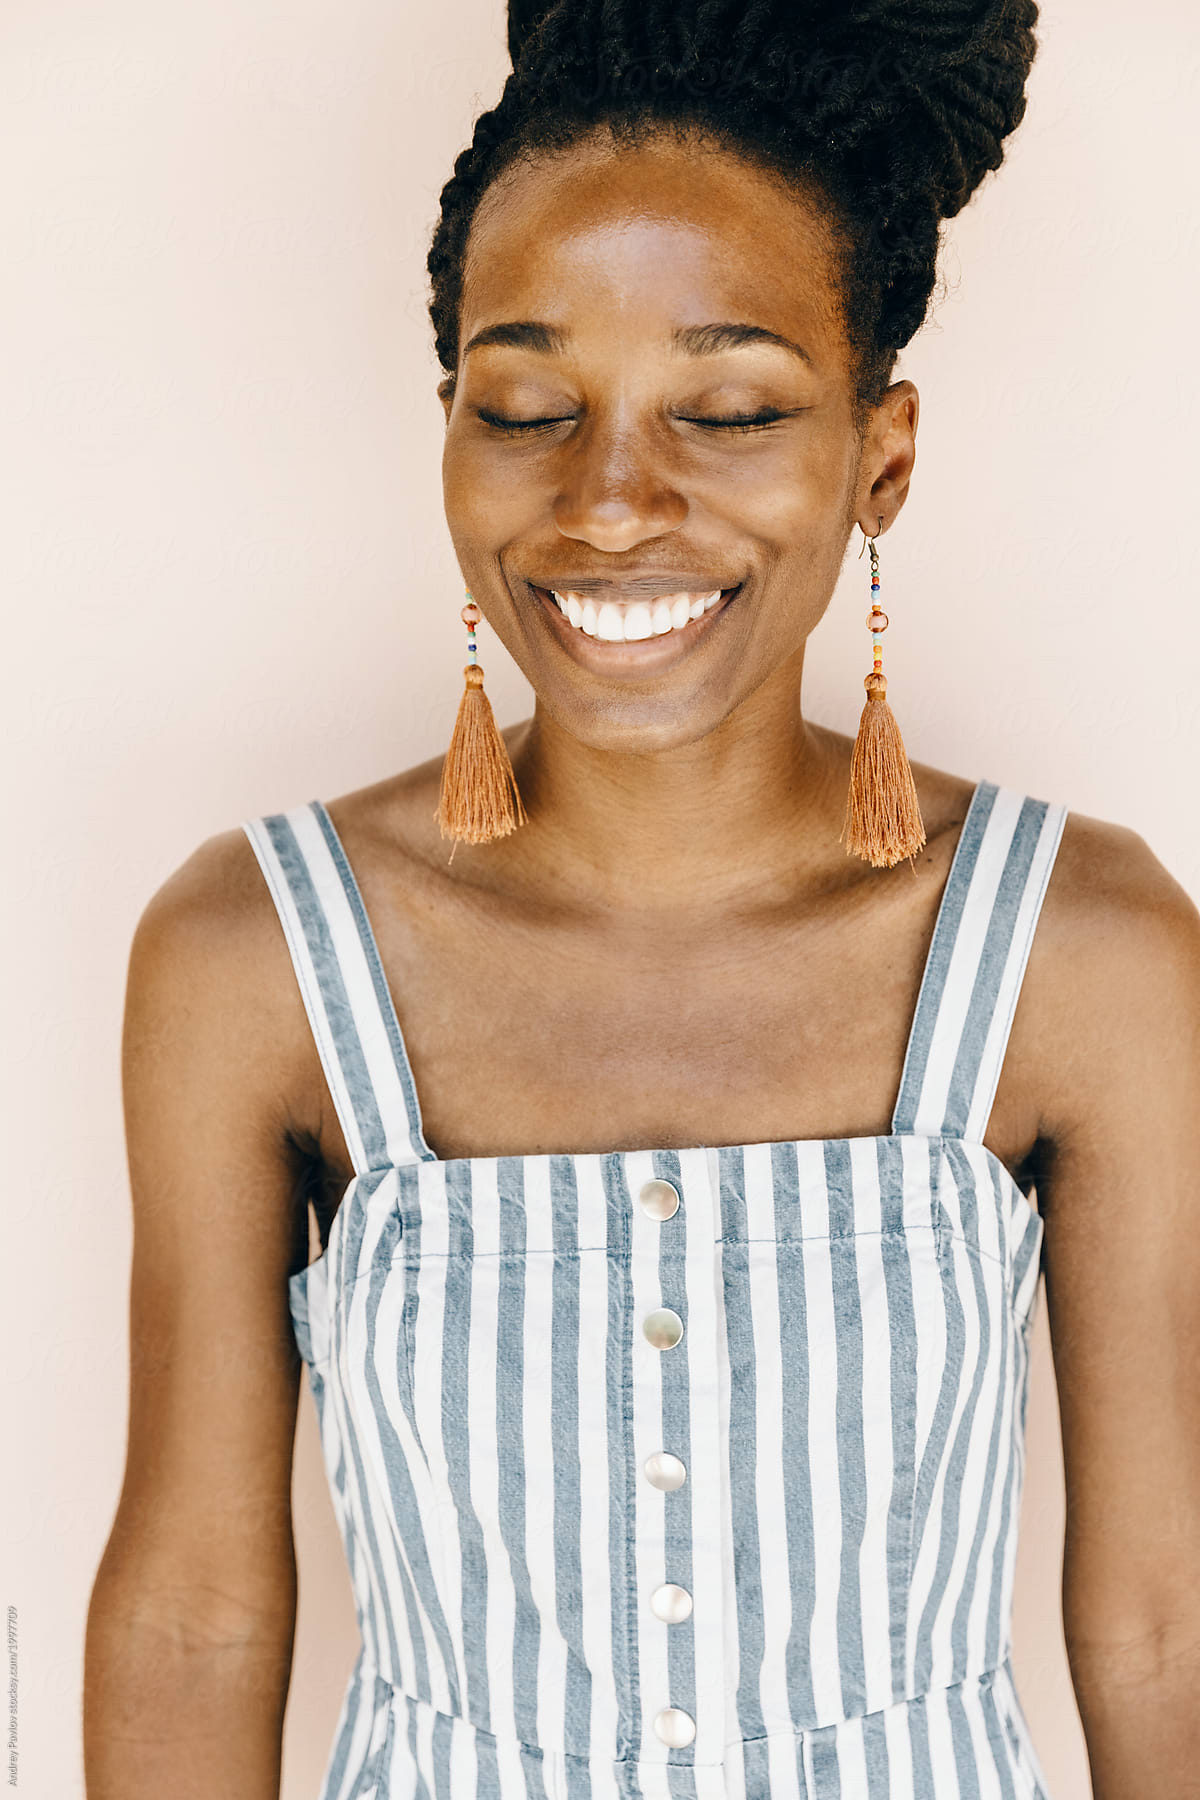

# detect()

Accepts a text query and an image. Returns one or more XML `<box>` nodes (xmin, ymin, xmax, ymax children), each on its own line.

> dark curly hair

<box><xmin>426</xmin><ymin>0</ymin><xmax>1039</xmax><ymax>423</ymax></box>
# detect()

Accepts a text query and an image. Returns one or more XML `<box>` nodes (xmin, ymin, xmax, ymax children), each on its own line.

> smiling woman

<box><xmin>83</xmin><ymin>2</ymin><xmax>1200</xmax><ymax>1799</ymax></box>
<box><xmin>424</xmin><ymin>33</ymin><xmax>972</xmax><ymax>861</ymax></box>
<box><xmin>453</xmin><ymin>299</ymin><xmax>820</xmax><ymax>669</ymax></box>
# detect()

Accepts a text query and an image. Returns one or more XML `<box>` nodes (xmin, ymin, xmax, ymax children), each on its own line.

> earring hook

<box><xmin>857</xmin><ymin>514</ymin><xmax>884</xmax><ymax>559</ymax></box>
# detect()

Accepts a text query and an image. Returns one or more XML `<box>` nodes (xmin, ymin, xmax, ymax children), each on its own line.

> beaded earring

<box><xmin>434</xmin><ymin>590</ymin><xmax>528</xmax><ymax>852</ymax></box>
<box><xmin>839</xmin><ymin>518</ymin><xmax>927</xmax><ymax>869</ymax></box>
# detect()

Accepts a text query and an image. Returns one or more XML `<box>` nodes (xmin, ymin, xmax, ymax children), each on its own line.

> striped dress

<box><xmin>241</xmin><ymin>776</ymin><xmax>1066</xmax><ymax>1800</ymax></box>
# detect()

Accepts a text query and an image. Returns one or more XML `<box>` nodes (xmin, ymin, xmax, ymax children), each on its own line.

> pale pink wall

<box><xmin>3</xmin><ymin>2</ymin><xmax>1196</xmax><ymax>1796</ymax></box>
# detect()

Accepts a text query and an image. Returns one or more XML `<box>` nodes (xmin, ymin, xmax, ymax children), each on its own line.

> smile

<box><xmin>532</xmin><ymin>576</ymin><xmax>744</xmax><ymax>655</ymax></box>
<box><xmin>549</xmin><ymin>588</ymin><xmax>725</xmax><ymax>643</ymax></box>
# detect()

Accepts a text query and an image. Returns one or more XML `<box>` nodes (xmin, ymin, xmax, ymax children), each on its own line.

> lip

<box><xmin>531</xmin><ymin>571</ymin><xmax>740</xmax><ymax>600</ymax></box>
<box><xmin>528</xmin><ymin>580</ymin><xmax>742</xmax><ymax>676</ymax></box>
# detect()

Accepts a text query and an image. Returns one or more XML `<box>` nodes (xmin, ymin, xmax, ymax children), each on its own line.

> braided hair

<box><xmin>427</xmin><ymin>0</ymin><xmax>1039</xmax><ymax>420</ymax></box>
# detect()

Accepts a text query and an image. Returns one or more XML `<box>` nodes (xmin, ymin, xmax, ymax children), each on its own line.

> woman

<box><xmin>84</xmin><ymin>0</ymin><xmax>1200</xmax><ymax>1796</ymax></box>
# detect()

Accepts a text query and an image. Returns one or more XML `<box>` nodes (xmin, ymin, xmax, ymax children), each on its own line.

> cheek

<box><xmin>442</xmin><ymin>434</ymin><xmax>547</xmax><ymax>542</ymax></box>
<box><xmin>684</xmin><ymin>413</ymin><xmax>855</xmax><ymax>540</ymax></box>
<box><xmin>441</xmin><ymin>437</ymin><xmax>481</xmax><ymax>524</ymax></box>
<box><xmin>702</xmin><ymin>454</ymin><xmax>840</xmax><ymax>556</ymax></box>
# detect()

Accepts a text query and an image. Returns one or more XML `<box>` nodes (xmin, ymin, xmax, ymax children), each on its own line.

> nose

<box><xmin>551</xmin><ymin>416</ymin><xmax>688</xmax><ymax>552</ymax></box>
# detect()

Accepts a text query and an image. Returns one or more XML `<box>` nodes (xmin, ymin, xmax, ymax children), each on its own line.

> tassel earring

<box><xmin>435</xmin><ymin>590</ymin><xmax>528</xmax><ymax>852</ymax></box>
<box><xmin>839</xmin><ymin>518</ymin><xmax>927</xmax><ymax>869</ymax></box>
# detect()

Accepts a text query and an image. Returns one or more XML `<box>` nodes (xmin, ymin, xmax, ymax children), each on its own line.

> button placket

<box><xmin>673</xmin><ymin>1147</ymin><xmax>725</xmax><ymax>1767</ymax></box>
<box><xmin>626</xmin><ymin>1160</ymin><xmax>690</xmax><ymax>1759</ymax></box>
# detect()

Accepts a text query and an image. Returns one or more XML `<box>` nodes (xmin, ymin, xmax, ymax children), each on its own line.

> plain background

<box><xmin>3</xmin><ymin>1</ymin><xmax>1197</xmax><ymax>1795</ymax></box>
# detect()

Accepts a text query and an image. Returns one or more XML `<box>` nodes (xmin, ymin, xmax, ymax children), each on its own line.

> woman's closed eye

<box><xmin>474</xmin><ymin>411</ymin><xmax>573</xmax><ymax>434</ymax></box>
<box><xmin>682</xmin><ymin>410</ymin><xmax>800</xmax><ymax>432</ymax></box>
<box><xmin>475</xmin><ymin>407</ymin><xmax>801</xmax><ymax>436</ymax></box>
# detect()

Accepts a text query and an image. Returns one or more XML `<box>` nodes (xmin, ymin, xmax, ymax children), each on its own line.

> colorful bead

<box><xmin>461</xmin><ymin>601</ymin><xmax>482</xmax><ymax>627</ymax></box>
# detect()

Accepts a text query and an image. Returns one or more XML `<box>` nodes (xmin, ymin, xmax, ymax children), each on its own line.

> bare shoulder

<box><xmin>1041</xmin><ymin>801</ymin><xmax>1193</xmax><ymax>930</ymax></box>
<box><xmin>1025</xmin><ymin>800</ymin><xmax>1200</xmax><ymax>1160</ymax></box>
<box><xmin>136</xmin><ymin>819</ymin><xmax>291</xmax><ymax>969</ymax></box>
<box><xmin>127</xmin><ymin>819</ymin><xmax>322</xmax><ymax>1161</ymax></box>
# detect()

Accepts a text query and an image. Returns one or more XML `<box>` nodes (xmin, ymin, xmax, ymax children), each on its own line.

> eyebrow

<box><xmin>675</xmin><ymin>322</ymin><xmax>812</xmax><ymax>364</ymax></box>
<box><xmin>462</xmin><ymin>320</ymin><xmax>811</xmax><ymax>364</ymax></box>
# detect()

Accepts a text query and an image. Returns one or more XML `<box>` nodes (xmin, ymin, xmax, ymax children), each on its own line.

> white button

<box><xmin>638</xmin><ymin>1178</ymin><xmax>680</xmax><ymax>1220</ymax></box>
<box><xmin>654</xmin><ymin>1707</ymin><xmax>696</xmax><ymax>1747</ymax></box>
<box><xmin>649</xmin><ymin>1582</ymin><xmax>693</xmax><ymax>1623</ymax></box>
<box><xmin>642</xmin><ymin>1308</ymin><xmax>683</xmax><ymax>1350</ymax></box>
<box><xmin>643</xmin><ymin>1451</ymin><xmax>687</xmax><ymax>1490</ymax></box>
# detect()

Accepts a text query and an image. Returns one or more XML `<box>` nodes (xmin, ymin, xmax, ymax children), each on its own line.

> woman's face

<box><xmin>440</xmin><ymin>129</ymin><xmax>915</xmax><ymax>754</ymax></box>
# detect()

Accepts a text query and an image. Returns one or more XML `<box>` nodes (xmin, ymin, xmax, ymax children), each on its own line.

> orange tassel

<box><xmin>840</xmin><ymin>672</ymin><xmax>927</xmax><ymax>868</ymax></box>
<box><xmin>435</xmin><ymin>663</ymin><xmax>528</xmax><ymax>849</ymax></box>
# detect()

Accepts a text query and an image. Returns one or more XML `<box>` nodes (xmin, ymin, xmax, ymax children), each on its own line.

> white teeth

<box><xmin>596</xmin><ymin>602</ymin><xmax>624</xmax><ymax>641</ymax></box>
<box><xmin>551</xmin><ymin>588</ymin><xmax>727</xmax><ymax>642</ymax></box>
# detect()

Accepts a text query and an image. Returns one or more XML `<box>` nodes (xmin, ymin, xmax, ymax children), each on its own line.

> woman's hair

<box><xmin>427</xmin><ymin>0</ymin><xmax>1039</xmax><ymax>424</ymax></box>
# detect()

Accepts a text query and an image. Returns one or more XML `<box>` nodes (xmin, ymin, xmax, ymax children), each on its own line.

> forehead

<box><xmin>461</xmin><ymin>130</ymin><xmax>845</xmax><ymax>359</ymax></box>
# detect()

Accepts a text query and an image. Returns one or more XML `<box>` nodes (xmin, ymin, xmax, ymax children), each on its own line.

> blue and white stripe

<box><xmin>241</xmin><ymin>776</ymin><xmax>1066</xmax><ymax>1799</ymax></box>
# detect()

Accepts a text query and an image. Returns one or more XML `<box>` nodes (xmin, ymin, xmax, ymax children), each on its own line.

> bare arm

<box><xmin>84</xmin><ymin>828</ymin><xmax>319</xmax><ymax>1800</ymax></box>
<box><xmin>1031</xmin><ymin>817</ymin><xmax>1200</xmax><ymax>1797</ymax></box>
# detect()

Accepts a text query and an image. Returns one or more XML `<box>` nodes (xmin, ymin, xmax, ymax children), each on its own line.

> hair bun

<box><xmin>507</xmin><ymin>0</ymin><xmax>557</xmax><ymax>71</ymax></box>
<box><xmin>827</xmin><ymin>0</ymin><xmax>1041</xmax><ymax>221</ymax></box>
<box><xmin>506</xmin><ymin>0</ymin><xmax>1037</xmax><ymax>224</ymax></box>
<box><xmin>431</xmin><ymin>0</ymin><xmax>1041</xmax><ymax>402</ymax></box>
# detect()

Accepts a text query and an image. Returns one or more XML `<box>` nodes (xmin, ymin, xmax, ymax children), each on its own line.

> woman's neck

<box><xmin>494</xmin><ymin>672</ymin><xmax>857</xmax><ymax>917</ymax></box>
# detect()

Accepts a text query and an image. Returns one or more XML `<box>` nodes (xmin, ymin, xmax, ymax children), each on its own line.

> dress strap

<box><xmin>890</xmin><ymin>779</ymin><xmax>1069</xmax><ymax>1144</ymax></box>
<box><xmin>240</xmin><ymin>801</ymin><xmax>433</xmax><ymax>1175</ymax></box>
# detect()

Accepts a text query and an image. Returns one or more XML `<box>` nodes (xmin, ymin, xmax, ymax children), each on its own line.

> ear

<box><xmin>860</xmin><ymin>379</ymin><xmax>919</xmax><ymax>532</ymax></box>
<box><xmin>437</xmin><ymin>375</ymin><xmax>455</xmax><ymax>422</ymax></box>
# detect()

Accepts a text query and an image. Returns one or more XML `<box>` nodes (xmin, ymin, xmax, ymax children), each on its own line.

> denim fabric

<box><xmin>241</xmin><ymin>779</ymin><xmax>1066</xmax><ymax>1799</ymax></box>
